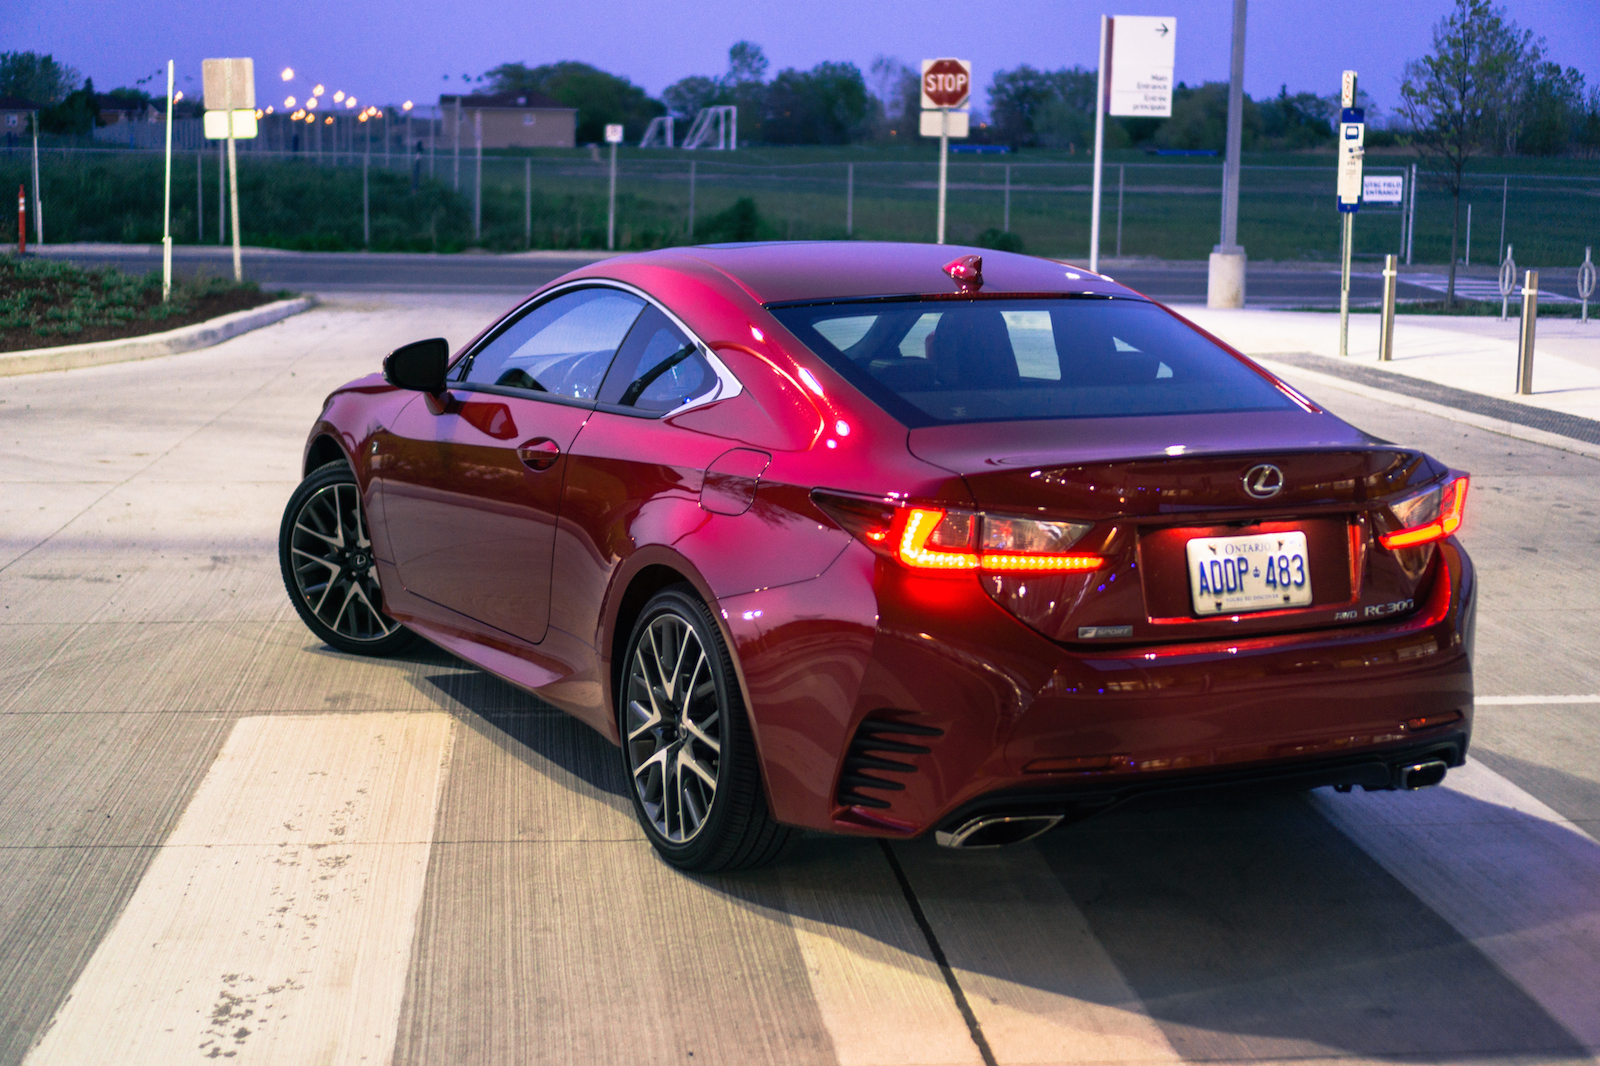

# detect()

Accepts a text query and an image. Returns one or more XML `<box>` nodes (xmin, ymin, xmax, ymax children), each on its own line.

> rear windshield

<box><xmin>769</xmin><ymin>297</ymin><xmax>1296</xmax><ymax>426</ymax></box>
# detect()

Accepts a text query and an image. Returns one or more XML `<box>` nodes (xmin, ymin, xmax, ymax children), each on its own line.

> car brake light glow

<box><xmin>1379</xmin><ymin>475</ymin><xmax>1468</xmax><ymax>550</ymax></box>
<box><xmin>812</xmin><ymin>493</ymin><xmax>1103</xmax><ymax>573</ymax></box>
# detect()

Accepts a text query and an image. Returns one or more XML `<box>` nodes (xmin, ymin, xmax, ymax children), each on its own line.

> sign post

<box><xmin>920</xmin><ymin>58</ymin><xmax>971</xmax><ymax>245</ymax></box>
<box><xmin>162</xmin><ymin>60</ymin><xmax>174</xmax><ymax>301</ymax></box>
<box><xmin>605</xmin><ymin>124</ymin><xmax>624</xmax><ymax>251</ymax></box>
<box><xmin>203</xmin><ymin>58</ymin><xmax>255</xmax><ymax>282</ymax></box>
<box><xmin>1095</xmin><ymin>16</ymin><xmax>1175</xmax><ymax>273</ymax></box>
<box><xmin>1336</xmin><ymin>70</ymin><xmax>1364</xmax><ymax>358</ymax></box>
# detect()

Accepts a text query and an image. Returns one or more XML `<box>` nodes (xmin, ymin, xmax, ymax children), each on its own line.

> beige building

<box><xmin>440</xmin><ymin>92</ymin><xmax>576</xmax><ymax>149</ymax></box>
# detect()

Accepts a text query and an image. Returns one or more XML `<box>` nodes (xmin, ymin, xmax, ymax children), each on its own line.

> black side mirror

<box><xmin>383</xmin><ymin>338</ymin><xmax>450</xmax><ymax>393</ymax></box>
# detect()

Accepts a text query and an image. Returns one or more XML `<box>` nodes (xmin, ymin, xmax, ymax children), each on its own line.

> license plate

<box><xmin>1185</xmin><ymin>531</ymin><xmax>1313</xmax><ymax>616</ymax></box>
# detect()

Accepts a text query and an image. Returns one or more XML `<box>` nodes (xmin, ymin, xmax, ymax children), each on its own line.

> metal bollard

<box><xmin>1516</xmin><ymin>269</ymin><xmax>1538</xmax><ymax>395</ymax></box>
<box><xmin>1378</xmin><ymin>253</ymin><xmax>1398</xmax><ymax>361</ymax></box>
<box><xmin>1498</xmin><ymin>245</ymin><xmax>1516</xmax><ymax>321</ymax></box>
<box><xmin>1580</xmin><ymin>247</ymin><xmax>1595</xmax><ymax>325</ymax></box>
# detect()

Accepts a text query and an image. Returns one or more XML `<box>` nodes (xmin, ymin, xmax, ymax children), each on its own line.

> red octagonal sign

<box><xmin>921</xmin><ymin>58</ymin><xmax>971</xmax><ymax>109</ymax></box>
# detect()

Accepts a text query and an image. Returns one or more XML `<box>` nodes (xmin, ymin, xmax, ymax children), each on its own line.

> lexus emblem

<box><xmin>1242</xmin><ymin>463</ymin><xmax>1285</xmax><ymax>499</ymax></box>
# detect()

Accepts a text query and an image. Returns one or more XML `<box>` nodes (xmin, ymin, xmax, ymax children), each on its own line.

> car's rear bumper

<box><xmin>724</xmin><ymin>539</ymin><xmax>1475</xmax><ymax>838</ymax></box>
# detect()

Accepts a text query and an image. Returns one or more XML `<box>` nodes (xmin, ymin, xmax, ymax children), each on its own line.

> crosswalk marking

<box><xmin>1314</xmin><ymin>760</ymin><xmax>1600</xmax><ymax>1051</ymax></box>
<box><xmin>24</xmin><ymin>713</ymin><xmax>453</xmax><ymax>1066</ymax></box>
<box><xmin>1396</xmin><ymin>272</ymin><xmax>1578</xmax><ymax>303</ymax></box>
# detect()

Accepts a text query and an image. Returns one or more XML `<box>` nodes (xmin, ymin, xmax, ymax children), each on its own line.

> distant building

<box><xmin>0</xmin><ymin>96</ymin><xmax>39</xmax><ymax>145</ymax></box>
<box><xmin>95</xmin><ymin>95</ymin><xmax>163</xmax><ymax>126</ymax></box>
<box><xmin>439</xmin><ymin>92</ymin><xmax>576</xmax><ymax>149</ymax></box>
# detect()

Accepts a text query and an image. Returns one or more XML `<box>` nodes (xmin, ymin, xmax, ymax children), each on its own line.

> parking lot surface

<box><xmin>3</xmin><ymin>295</ymin><xmax>1599</xmax><ymax>1066</ymax></box>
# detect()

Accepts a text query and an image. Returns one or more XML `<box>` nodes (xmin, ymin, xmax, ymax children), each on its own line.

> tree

<box><xmin>1156</xmin><ymin>81</ymin><xmax>1262</xmax><ymax>151</ymax></box>
<box><xmin>41</xmin><ymin>77</ymin><xmax>98</xmax><ymax>135</ymax></box>
<box><xmin>1517</xmin><ymin>64</ymin><xmax>1586</xmax><ymax>155</ymax></box>
<box><xmin>0</xmin><ymin>51</ymin><xmax>80</xmax><ymax>106</ymax></box>
<box><xmin>485</xmin><ymin>61</ymin><xmax>663</xmax><ymax>143</ymax></box>
<box><xmin>761</xmin><ymin>62</ymin><xmax>870</xmax><ymax>144</ymax></box>
<box><xmin>866</xmin><ymin>56</ymin><xmax>919</xmax><ymax>141</ymax></box>
<box><xmin>661</xmin><ymin>42</ymin><xmax>770</xmax><ymax>141</ymax></box>
<box><xmin>1399</xmin><ymin>0</ymin><xmax>1533</xmax><ymax>305</ymax></box>
<box><xmin>1258</xmin><ymin>86</ymin><xmax>1335</xmax><ymax>149</ymax></box>
<box><xmin>663</xmin><ymin>75</ymin><xmax>724</xmax><ymax>119</ymax></box>
<box><xmin>988</xmin><ymin>65</ymin><xmax>1094</xmax><ymax>148</ymax></box>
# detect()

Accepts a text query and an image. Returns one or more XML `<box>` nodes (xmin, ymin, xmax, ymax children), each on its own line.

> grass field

<box><xmin>3</xmin><ymin>143</ymin><xmax>1596</xmax><ymax>266</ymax></box>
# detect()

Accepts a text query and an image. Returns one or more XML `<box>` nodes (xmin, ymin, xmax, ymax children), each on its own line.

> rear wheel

<box><xmin>279</xmin><ymin>461</ymin><xmax>414</xmax><ymax>656</ymax></box>
<box><xmin>619</xmin><ymin>587</ymin><xmax>791</xmax><ymax>871</ymax></box>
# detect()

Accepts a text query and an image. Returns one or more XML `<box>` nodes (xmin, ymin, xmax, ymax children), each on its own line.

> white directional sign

<box><xmin>1362</xmin><ymin>174</ymin><xmax>1403</xmax><ymax>203</ymax></box>
<box><xmin>1337</xmin><ymin>109</ymin><xmax>1366</xmax><ymax>210</ymax></box>
<box><xmin>1107</xmin><ymin>16</ymin><xmax>1176</xmax><ymax>117</ymax></box>
<box><xmin>604</xmin><ymin>124</ymin><xmax>624</xmax><ymax>144</ymax></box>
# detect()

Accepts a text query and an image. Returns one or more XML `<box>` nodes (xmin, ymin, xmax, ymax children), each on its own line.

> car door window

<box><xmin>598</xmin><ymin>305</ymin><xmax>722</xmax><ymax>414</ymax></box>
<box><xmin>463</xmin><ymin>287</ymin><xmax>646</xmax><ymax>400</ymax></box>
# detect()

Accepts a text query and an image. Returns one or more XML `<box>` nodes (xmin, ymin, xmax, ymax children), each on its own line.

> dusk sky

<box><xmin>9</xmin><ymin>0</ymin><xmax>1598</xmax><ymax>120</ymax></box>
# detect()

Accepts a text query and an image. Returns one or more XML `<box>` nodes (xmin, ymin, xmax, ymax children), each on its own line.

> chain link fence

<box><xmin>3</xmin><ymin>141</ymin><xmax>1597</xmax><ymax>266</ymax></box>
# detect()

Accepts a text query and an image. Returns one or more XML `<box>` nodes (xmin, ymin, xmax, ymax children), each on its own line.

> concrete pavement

<box><xmin>3</xmin><ymin>294</ymin><xmax>1600</xmax><ymax>1066</ymax></box>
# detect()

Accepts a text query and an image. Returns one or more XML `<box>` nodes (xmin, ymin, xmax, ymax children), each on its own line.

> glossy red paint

<box><xmin>300</xmin><ymin>242</ymin><xmax>1475</xmax><ymax>841</ymax></box>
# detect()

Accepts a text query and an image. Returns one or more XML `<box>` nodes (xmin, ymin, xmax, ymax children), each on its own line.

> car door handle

<box><xmin>516</xmin><ymin>437</ymin><xmax>561</xmax><ymax>471</ymax></box>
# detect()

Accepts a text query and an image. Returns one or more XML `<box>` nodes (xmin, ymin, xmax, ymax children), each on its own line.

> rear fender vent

<box><xmin>836</xmin><ymin>716</ymin><xmax>944</xmax><ymax>809</ymax></box>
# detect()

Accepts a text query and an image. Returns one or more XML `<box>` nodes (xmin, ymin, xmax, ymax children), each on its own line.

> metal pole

<box><xmin>1339</xmin><ymin>212</ymin><xmax>1353</xmax><ymax>357</ymax></box>
<box><xmin>607</xmin><ymin>140</ymin><xmax>617</xmax><ymax>250</ymax></box>
<box><xmin>197</xmin><ymin>150</ymin><xmax>203</xmax><ymax>241</ymax></box>
<box><xmin>162</xmin><ymin>59</ymin><xmax>174</xmax><ymax>300</ymax></box>
<box><xmin>687</xmin><ymin>160</ymin><xmax>695</xmax><ymax>238</ymax></box>
<box><xmin>226</xmin><ymin>62</ymin><xmax>242</xmax><ymax>282</ymax></box>
<box><xmin>1516</xmin><ymin>269</ymin><xmax>1538</xmax><ymax>395</ymax></box>
<box><xmin>1580</xmin><ymin>246</ymin><xmax>1594</xmax><ymax>324</ymax></box>
<box><xmin>1089</xmin><ymin>14</ymin><xmax>1107</xmax><ymax>272</ymax></box>
<box><xmin>1219</xmin><ymin>0</ymin><xmax>1247</xmax><ymax>250</ymax></box>
<box><xmin>937</xmin><ymin>108</ymin><xmax>949</xmax><ymax>245</ymax></box>
<box><xmin>524</xmin><ymin>157</ymin><xmax>532</xmax><ymax>249</ymax></box>
<box><xmin>473</xmin><ymin>110</ymin><xmax>482</xmax><ymax>243</ymax></box>
<box><xmin>429</xmin><ymin>107</ymin><xmax>436</xmax><ymax>178</ymax></box>
<box><xmin>846</xmin><ymin>162</ymin><xmax>853</xmax><ymax>237</ymax></box>
<box><xmin>1378</xmin><ymin>253</ymin><xmax>1397</xmax><ymax>361</ymax></box>
<box><xmin>1464</xmin><ymin>203</ymin><xmax>1471</xmax><ymax>266</ymax></box>
<box><xmin>1498</xmin><ymin>176</ymin><xmax>1507</xmax><ymax>263</ymax></box>
<box><xmin>1500</xmin><ymin>244</ymin><xmax>1515</xmax><ymax>321</ymax></box>
<box><xmin>1003</xmin><ymin>163</ymin><xmax>1010</xmax><ymax>233</ymax></box>
<box><xmin>1116</xmin><ymin>163</ymin><xmax>1124</xmax><ymax>258</ymax></box>
<box><xmin>31</xmin><ymin>118</ymin><xmax>41</xmax><ymax>245</ymax></box>
<box><xmin>1405</xmin><ymin>162</ymin><xmax>1416</xmax><ymax>265</ymax></box>
<box><xmin>218</xmin><ymin>140</ymin><xmax>224</xmax><ymax>244</ymax></box>
<box><xmin>453</xmin><ymin>97</ymin><xmax>461</xmax><ymax>191</ymax></box>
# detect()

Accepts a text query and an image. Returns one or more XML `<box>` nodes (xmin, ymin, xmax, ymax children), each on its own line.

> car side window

<box><xmin>598</xmin><ymin>305</ymin><xmax>721</xmax><ymax>414</ymax></box>
<box><xmin>462</xmin><ymin>288</ymin><xmax>646</xmax><ymax>400</ymax></box>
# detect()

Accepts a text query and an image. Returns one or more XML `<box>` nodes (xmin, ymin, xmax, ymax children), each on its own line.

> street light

<box><xmin>281</xmin><ymin>67</ymin><xmax>294</xmax><ymax>81</ymax></box>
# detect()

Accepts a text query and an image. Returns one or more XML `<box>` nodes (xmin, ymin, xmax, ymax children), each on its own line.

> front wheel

<box><xmin>278</xmin><ymin>460</ymin><xmax>414</xmax><ymax>656</ymax></box>
<box><xmin>619</xmin><ymin>587</ymin><xmax>792</xmax><ymax>871</ymax></box>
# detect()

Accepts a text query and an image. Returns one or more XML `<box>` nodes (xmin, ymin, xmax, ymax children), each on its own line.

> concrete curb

<box><xmin>0</xmin><ymin>296</ymin><xmax>317</xmax><ymax>376</ymax></box>
<box><xmin>1254</xmin><ymin>355</ymin><xmax>1600</xmax><ymax>461</ymax></box>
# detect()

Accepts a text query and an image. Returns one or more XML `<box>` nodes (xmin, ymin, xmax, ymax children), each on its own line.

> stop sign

<box><xmin>921</xmin><ymin>58</ymin><xmax>972</xmax><ymax>109</ymax></box>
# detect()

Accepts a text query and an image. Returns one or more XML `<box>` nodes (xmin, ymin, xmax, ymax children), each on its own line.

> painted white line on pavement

<box><xmin>24</xmin><ymin>712</ymin><xmax>453</xmax><ymax>1066</ymax></box>
<box><xmin>1477</xmin><ymin>695</ymin><xmax>1600</xmax><ymax>705</ymax></box>
<box><xmin>781</xmin><ymin>846</ymin><xmax>984</xmax><ymax>1066</ymax></box>
<box><xmin>899</xmin><ymin>844</ymin><xmax>1184</xmax><ymax>1066</ymax></box>
<box><xmin>1315</xmin><ymin>759</ymin><xmax>1600</xmax><ymax>1051</ymax></box>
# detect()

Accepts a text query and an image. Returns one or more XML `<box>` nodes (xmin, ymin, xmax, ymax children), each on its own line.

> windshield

<box><xmin>769</xmin><ymin>297</ymin><xmax>1297</xmax><ymax>426</ymax></box>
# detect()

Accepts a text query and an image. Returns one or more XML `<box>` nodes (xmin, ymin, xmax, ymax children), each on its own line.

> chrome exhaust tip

<box><xmin>1400</xmin><ymin>760</ymin><xmax>1448</xmax><ymax>790</ymax></box>
<box><xmin>935</xmin><ymin>814</ymin><xmax>1063</xmax><ymax>849</ymax></box>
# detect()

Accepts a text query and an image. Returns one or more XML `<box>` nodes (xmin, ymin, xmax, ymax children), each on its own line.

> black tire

<box><xmin>279</xmin><ymin>460</ymin><xmax>415</xmax><ymax>656</ymax></box>
<box><xmin>618</xmin><ymin>586</ymin><xmax>792</xmax><ymax>871</ymax></box>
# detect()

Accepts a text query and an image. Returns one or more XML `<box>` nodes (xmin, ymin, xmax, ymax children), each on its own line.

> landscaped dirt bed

<box><xmin>0</xmin><ymin>255</ymin><xmax>291</xmax><ymax>352</ymax></box>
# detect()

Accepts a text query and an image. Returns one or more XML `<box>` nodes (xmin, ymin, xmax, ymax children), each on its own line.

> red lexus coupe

<box><xmin>279</xmin><ymin>242</ymin><xmax>1474</xmax><ymax>871</ymax></box>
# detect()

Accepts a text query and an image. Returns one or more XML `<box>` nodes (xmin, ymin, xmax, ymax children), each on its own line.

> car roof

<box><xmin>617</xmin><ymin>241</ymin><xmax>1134</xmax><ymax>306</ymax></box>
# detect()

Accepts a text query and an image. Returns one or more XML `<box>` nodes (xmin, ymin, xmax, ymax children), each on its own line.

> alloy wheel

<box><xmin>286</xmin><ymin>482</ymin><xmax>399</xmax><ymax>644</ymax></box>
<box><xmin>624</xmin><ymin>612</ymin><xmax>723</xmax><ymax>843</ymax></box>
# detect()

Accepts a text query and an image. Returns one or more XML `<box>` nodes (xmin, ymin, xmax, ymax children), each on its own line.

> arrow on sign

<box><xmin>1157</xmin><ymin>22</ymin><xmax>1170</xmax><ymax>35</ymax></box>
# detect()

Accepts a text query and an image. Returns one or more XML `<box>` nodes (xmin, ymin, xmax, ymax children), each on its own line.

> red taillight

<box><xmin>1379</xmin><ymin>475</ymin><xmax>1468</xmax><ymax>550</ymax></box>
<box><xmin>814</xmin><ymin>493</ymin><xmax>1103</xmax><ymax>573</ymax></box>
